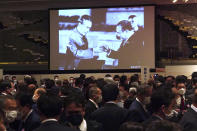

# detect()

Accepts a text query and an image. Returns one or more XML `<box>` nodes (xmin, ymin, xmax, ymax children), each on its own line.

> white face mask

<box><xmin>143</xmin><ymin>96</ymin><xmax>151</xmax><ymax>105</ymax></box>
<box><xmin>32</xmin><ymin>95</ymin><xmax>37</xmax><ymax>102</ymax></box>
<box><xmin>5</xmin><ymin>110</ymin><xmax>18</xmax><ymax>123</ymax></box>
<box><xmin>178</xmin><ymin>88</ymin><xmax>186</xmax><ymax>95</ymax></box>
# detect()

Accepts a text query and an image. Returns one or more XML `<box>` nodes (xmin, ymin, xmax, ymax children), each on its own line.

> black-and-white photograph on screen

<box><xmin>50</xmin><ymin>6</ymin><xmax>155</xmax><ymax>70</ymax></box>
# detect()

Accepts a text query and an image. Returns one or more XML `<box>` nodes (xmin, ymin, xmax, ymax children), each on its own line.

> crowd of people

<box><xmin>0</xmin><ymin>72</ymin><xmax>197</xmax><ymax>131</ymax></box>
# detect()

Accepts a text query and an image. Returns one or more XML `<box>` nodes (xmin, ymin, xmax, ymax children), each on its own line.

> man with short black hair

<box><xmin>65</xmin><ymin>15</ymin><xmax>93</xmax><ymax>69</ymax></box>
<box><xmin>91</xmin><ymin>83</ymin><xmax>132</xmax><ymax>131</ymax></box>
<box><xmin>129</xmin><ymin>84</ymin><xmax>152</xmax><ymax>122</ymax></box>
<box><xmin>34</xmin><ymin>94</ymin><xmax>75</xmax><ymax>131</ymax></box>
<box><xmin>180</xmin><ymin>89</ymin><xmax>197</xmax><ymax>131</ymax></box>
<box><xmin>85</xmin><ymin>86</ymin><xmax>102</xmax><ymax>119</ymax></box>
<box><xmin>16</xmin><ymin>92</ymin><xmax>40</xmax><ymax>131</ymax></box>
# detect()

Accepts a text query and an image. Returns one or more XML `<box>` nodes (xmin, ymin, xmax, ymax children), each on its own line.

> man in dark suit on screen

<box><xmin>103</xmin><ymin>20</ymin><xmax>144</xmax><ymax>69</ymax></box>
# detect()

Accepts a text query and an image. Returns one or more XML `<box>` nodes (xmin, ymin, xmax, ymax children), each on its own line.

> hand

<box><xmin>98</xmin><ymin>45</ymin><xmax>110</xmax><ymax>53</ymax></box>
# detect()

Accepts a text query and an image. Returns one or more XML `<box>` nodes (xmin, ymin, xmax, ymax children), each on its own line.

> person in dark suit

<box><xmin>180</xmin><ymin>89</ymin><xmax>197</xmax><ymax>131</ymax></box>
<box><xmin>60</xmin><ymin>88</ymin><xmax>102</xmax><ymax>131</ymax></box>
<box><xmin>91</xmin><ymin>83</ymin><xmax>132</xmax><ymax>131</ymax></box>
<box><xmin>143</xmin><ymin>88</ymin><xmax>176</xmax><ymax>128</ymax></box>
<box><xmin>85</xmin><ymin>86</ymin><xmax>102</xmax><ymax>120</ymax></box>
<box><xmin>102</xmin><ymin>20</ymin><xmax>144</xmax><ymax>69</ymax></box>
<box><xmin>34</xmin><ymin>93</ymin><xmax>76</xmax><ymax>131</ymax></box>
<box><xmin>16</xmin><ymin>92</ymin><xmax>41</xmax><ymax>131</ymax></box>
<box><xmin>129</xmin><ymin>84</ymin><xmax>152</xmax><ymax>122</ymax></box>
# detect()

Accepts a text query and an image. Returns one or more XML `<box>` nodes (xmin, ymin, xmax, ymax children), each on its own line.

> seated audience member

<box><xmin>85</xmin><ymin>86</ymin><xmax>102</xmax><ymax>120</ymax></box>
<box><xmin>34</xmin><ymin>94</ymin><xmax>76</xmax><ymax>131</ymax></box>
<box><xmin>129</xmin><ymin>84</ymin><xmax>152</xmax><ymax>122</ymax></box>
<box><xmin>91</xmin><ymin>83</ymin><xmax>132</xmax><ymax>131</ymax></box>
<box><xmin>143</xmin><ymin>88</ymin><xmax>176</xmax><ymax>127</ymax></box>
<box><xmin>180</xmin><ymin>89</ymin><xmax>197</xmax><ymax>131</ymax></box>
<box><xmin>104</xmin><ymin>74</ymin><xmax>115</xmax><ymax>84</ymax></box>
<box><xmin>16</xmin><ymin>92</ymin><xmax>40</xmax><ymax>131</ymax></box>
<box><xmin>0</xmin><ymin>95</ymin><xmax>18</xmax><ymax>131</ymax></box>
<box><xmin>146</xmin><ymin>120</ymin><xmax>182</xmax><ymax>131</ymax></box>
<box><xmin>0</xmin><ymin>109</ymin><xmax>6</xmax><ymax>131</ymax></box>
<box><xmin>119</xmin><ymin>122</ymin><xmax>144</xmax><ymax>131</ymax></box>
<box><xmin>61</xmin><ymin>89</ymin><xmax>102</xmax><ymax>131</ymax></box>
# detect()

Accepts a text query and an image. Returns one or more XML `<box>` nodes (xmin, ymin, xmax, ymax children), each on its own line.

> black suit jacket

<box><xmin>18</xmin><ymin>110</ymin><xmax>41</xmax><ymax>131</ymax></box>
<box><xmin>129</xmin><ymin>100</ymin><xmax>150</xmax><ymax>122</ymax></box>
<box><xmin>90</xmin><ymin>103</ymin><xmax>132</xmax><ymax>131</ymax></box>
<box><xmin>180</xmin><ymin>107</ymin><xmax>197</xmax><ymax>131</ymax></box>
<box><xmin>143</xmin><ymin>115</ymin><xmax>162</xmax><ymax>128</ymax></box>
<box><xmin>85</xmin><ymin>100</ymin><xmax>98</xmax><ymax>120</ymax></box>
<box><xmin>34</xmin><ymin>121</ymin><xmax>76</xmax><ymax>131</ymax></box>
<box><xmin>109</xmin><ymin>27</ymin><xmax>144</xmax><ymax>68</ymax></box>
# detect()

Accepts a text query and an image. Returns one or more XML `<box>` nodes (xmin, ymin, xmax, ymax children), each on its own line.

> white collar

<box><xmin>24</xmin><ymin>109</ymin><xmax>33</xmax><ymax>122</ymax></box>
<box><xmin>106</xmin><ymin>101</ymin><xmax>116</xmax><ymax>104</ymax></box>
<box><xmin>89</xmin><ymin>99</ymin><xmax>98</xmax><ymax>108</ymax></box>
<box><xmin>136</xmin><ymin>98</ymin><xmax>147</xmax><ymax>112</ymax></box>
<box><xmin>41</xmin><ymin>119</ymin><xmax>57</xmax><ymax>124</ymax></box>
<box><xmin>191</xmin><ymin>104</ymin><xmax>197</xmax><ymax>113</ymax></box>
<box><xmin>79</xmin><ymin>119</ymin><xmax>87</xmax><ymax>131</ymax></box>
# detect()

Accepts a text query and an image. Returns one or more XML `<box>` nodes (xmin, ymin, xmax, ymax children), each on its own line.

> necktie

<box><xmin>180</xmin><ymin>96</ymin><xmax>185</xmax><ymax>111</ymax></box>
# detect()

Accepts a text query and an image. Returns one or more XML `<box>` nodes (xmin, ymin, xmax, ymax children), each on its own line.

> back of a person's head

<box><xmin>63</xmin><ymin>89</ymin><xmax>86</xmax><ymax>108</ymax></box>
<box><xmin>45</xmin><ymin>79</ymin><xmax>55</xmax><ymax>89</ymax></box>
<box><xmin>0</xmin><ymin>80</ymin><xmax>11</xmax><ymax>92</ymax></box>
<box><xmin>192</xmin><ymin>72</ymin><xmax>197</xmax><ymax>79</ymax></box>
<box><xmin>102</xmin><ymin>83</ymin><xmax>119</xmax><ymax>102</ymax></box>
<box><xmin>176</xmin><ymin>75</ymin><xmax>187</xmax><ymax>84</ymax></box>
<box><xmin>146</xmin><ymin>120</ymin><xmax>182</xmax><ymax>131</ymax></box>
<box><xmin>137</xmin><ymin>84</ymin><xmax>151</xmax><ymax>97</ymax></box>
<box><xmin>15</xmin><ymin>91</ymin><xmax>33</xmax><ymax>107</ymax></box>
<box><xmin>75</xmin><ymin>77</ymin><xmax>84</xmax><ymax>86</ymax></box>
<box><xmin>119</xmin><ymin>122</ymin><xmax>144</xmax><ymax>131</ymax></box>
<box><xmin>150</xmin><ymin>88</ymin><xmax>175</xmax><ymax>113</ymax></box>
<box><xmin>0</xmin><ymin>95</ymin><xmax>15</xmax><ymax>110</ymax></box>
<box><xmin>37</xmin><ymin>93</ymin><xmax>62</xmax><ymax>118</ymax></box>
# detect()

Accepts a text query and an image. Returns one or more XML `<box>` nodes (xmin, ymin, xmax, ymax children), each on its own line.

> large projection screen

<box><xmin>50</xmin><ymin>6</ymin><xmax>155</xmax><ymax>70</ymax></box>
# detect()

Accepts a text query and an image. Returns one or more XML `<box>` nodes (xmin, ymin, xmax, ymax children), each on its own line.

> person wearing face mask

<box><xmin>85</xmin><ymin>86</ymin><xmax>102</xmax><ymax>120</ymax></box>
<box><xmin>16</xmin><ymin>92</ymin><xmax>41</xmax><ymax>131</ymax></box>
<box><xmin>34</xmin><ymin>94</ymin><xmax>76</xmax><ymax>131</ymax></box>
<box><xmin>60</xmin><ymin>89</ymin><xmax>102</xmax><ymax>131</ymax></box>
<box><xmin>129</xmin><ymin>84</ymin><xmax>152</xmax><ymax>122</ymax></box>
<box><xmin>176</xmin><ymin>81</ymin><xmax>188</xmax><ymax>114</ymax></box>
<box><xmin>0</xmin><ymin>95</ymin><xmax>18</xmax><ymax>131</ymax></box>
<box><xmin>143</xmin><ymin>88</ymin><xmax>176</xmax><ymax>128</ymax></box>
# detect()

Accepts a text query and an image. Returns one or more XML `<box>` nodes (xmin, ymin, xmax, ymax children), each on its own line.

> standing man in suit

<box><xmin>85</xmin><ymin>86</ymin><xmax>102</xmax><ymax>120</ymax></box>
<box><xmin>60</xmin><ymin>88</ymin><xmax>102</xmax><ymax>131</ymax></box>
<box><xmin>65</xmin><ymin>15</ymin><xmax>93</xmax><ymax>69</ymax></box>
<box><xmin>16</xmin><ymin>92</ymin><xmax>41</xmax><ymax>131</ymax></box>
<box><xmin>180</xmin><ymin>89</ymin><xmax>197</xmax><ymax>131</ymax></box>
<box><xmin>34</xmin><ymin>94</ymin><xmax>76</xmax><ymax>131</ymax></box>
<box><xmin>91</xmin><ymin>83</ymin><xmax>132</xmax><ymax>131</ymax></box>
<box><xmin>129</xmin><ymin>84</ymin><xmax>152</xmax><ymax>122</ymax></box>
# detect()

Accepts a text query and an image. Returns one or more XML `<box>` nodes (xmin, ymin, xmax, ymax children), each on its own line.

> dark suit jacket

<box><xmin>180</xmin><ymin>107</ymin><xmax>197</xmax><ymax>131</ymax></box>
<box><xmin>143</xmin><ymin>115</ymin><xmax>162</xmax><ymax>128</ymax></box>
<box><xmin>86</xmin><ymin>120</ymin><xmax>103</xmax><ymax>131</ymax></box>
<box><xmin>129</xmin><ymin>99</ymin><xmax>150</xmax><ymax>122</ymax></box>
<box><xmin>109</xmin><ymin>27</ymin><xmax>144</xmax><ymax>68</ymax></box>
<box><xmin>18</xmin><ymin>110</ymin><xmax>41</xmax><ymax>131</ymax></box>
<box><xmin>34</xmin><ymin>121</ymin><xmax>76</xmax><ymax>131</ymax></box>
<box><xmin>90</xmin><ymin>103</ymin><xmax>132</xmax><ymax>131</ymax></box>
<box><xmin>85</xmin><ymin>100</ymin><xmax>98</xmax><ymax>120</ymax></box>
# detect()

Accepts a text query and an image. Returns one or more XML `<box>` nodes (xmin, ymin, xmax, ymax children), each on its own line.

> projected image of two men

<box><xmin>58</xmin><ymin>7</ymin><xmax>144</xmax><ymax>70</ymax></box>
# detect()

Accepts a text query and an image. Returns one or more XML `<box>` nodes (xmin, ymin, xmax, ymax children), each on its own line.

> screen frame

<box><xmin>49</xmin><ymin>4</ymin><xmax>156</xmax><ymax>73</ymax></box>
